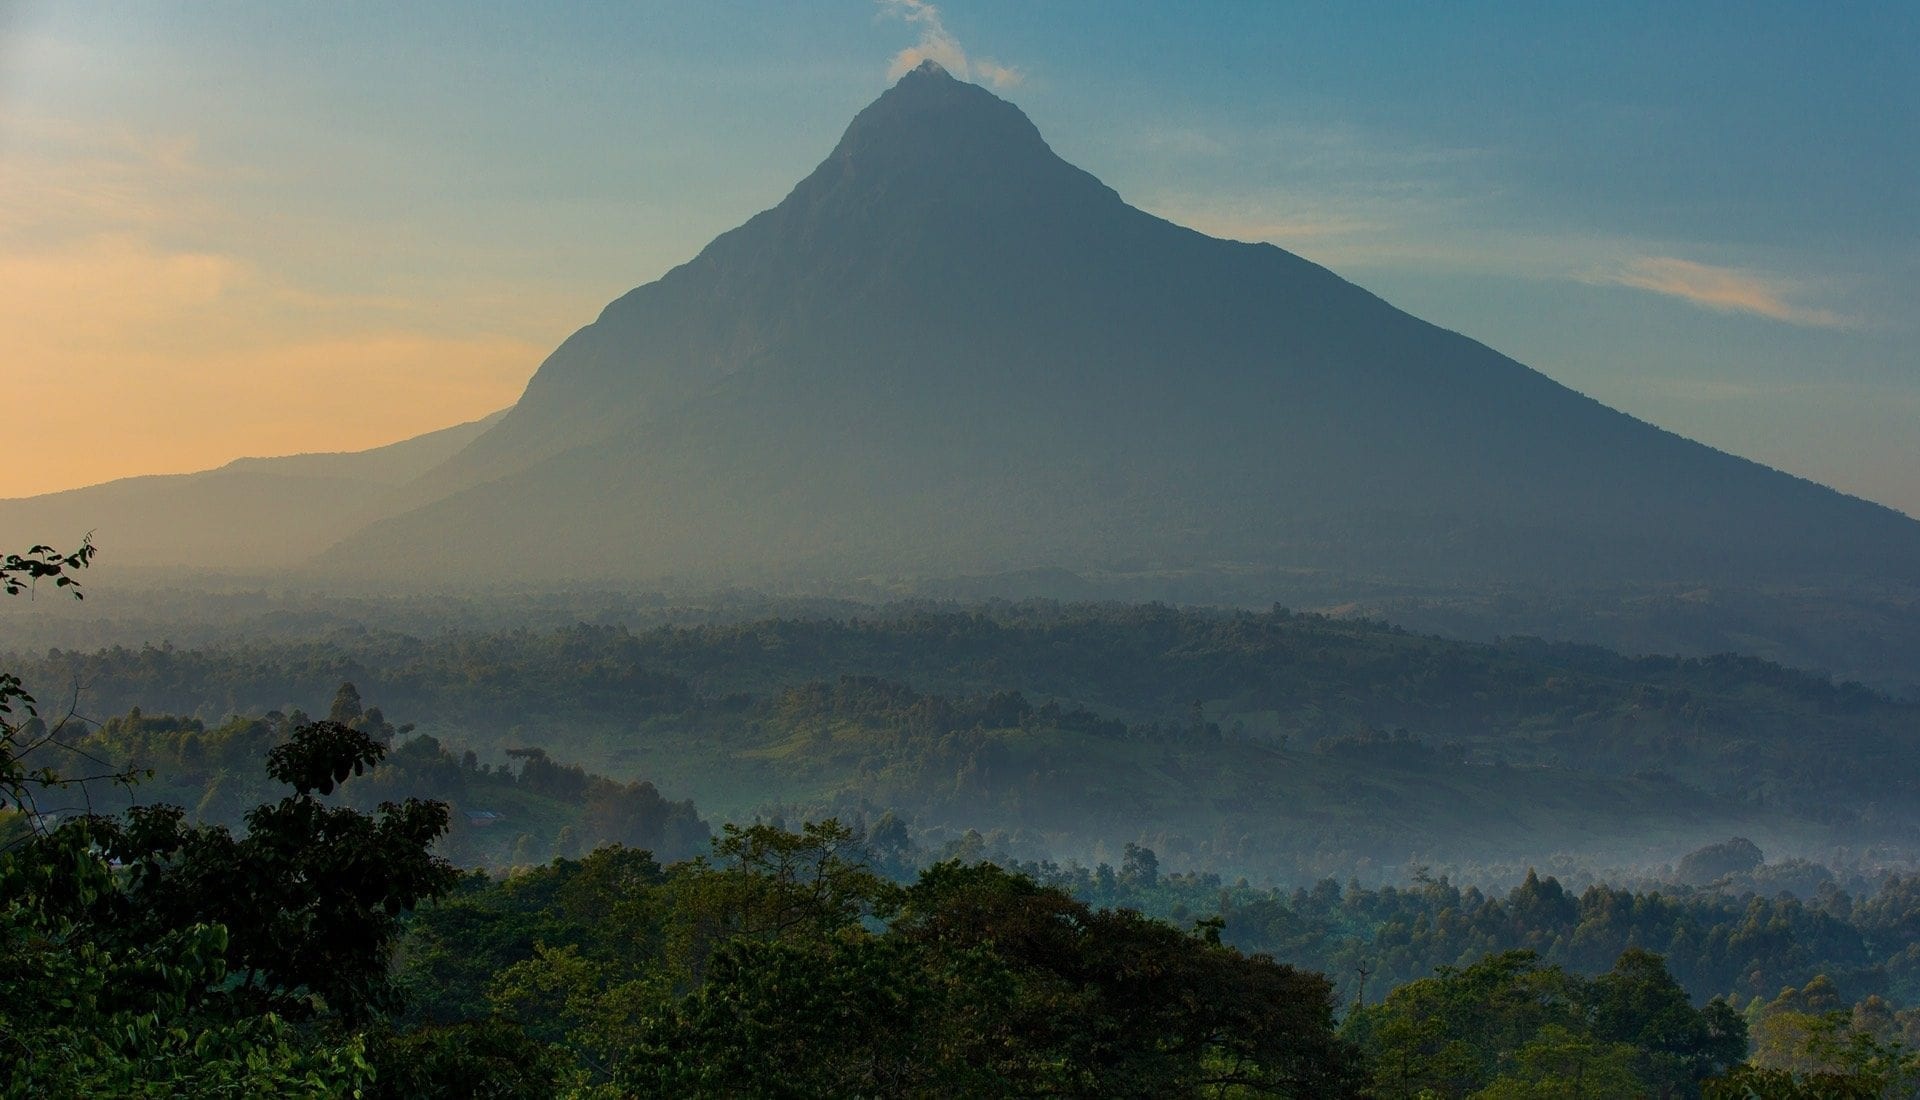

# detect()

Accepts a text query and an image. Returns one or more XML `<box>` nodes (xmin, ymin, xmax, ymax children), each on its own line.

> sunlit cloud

<box><xmin>1587</xmin><ymin>256</ymin><xmax>1851</xmax><ymax>328</ymax></box>
<box><xmin>878</xmin><ymin>0</ymin><xmax>1023</xmax><ymax>88</ymax></box>
<box><xmin>1115</xmin><ymin>116</ymin><xmax>1867</xmax><ymax>333</ymax></box>
<box><xmin>0</xmin><ymin>234</ymin><xmax>241</xmax><ymax>333</ymax></box>
<box><xmin>1119</xmin><ymin>119</ymin><xmax>1500</xmax><ymax>269</ymax></box>
<box><xmin>0</xmin><ymin>111</ymin><xmax>212</xmax><ymax>238</ymax></box>
<box><xmin>971</xmin><ymin>59</ymin><xmax>1024</xmax><ymax>89</ymax></box>
<box><xmin>1137</xmin><ymin>186</ymin><xmax>1464</xmax><ymax>267</ymax></box>
<box><xmin>1141</xmin><ymin>168</ymin><xmax>1863</xmax><ymax>334</ymax></box>
<box><xmin>1160</xmin><ymin>209</ymin><xmax>1388</xmax><ymax>245</ymax></box>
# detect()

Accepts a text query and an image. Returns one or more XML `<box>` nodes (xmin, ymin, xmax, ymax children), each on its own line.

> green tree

<box><xmin>1589</xmin><ymin>947</ymin><xmax>1747</xmax><ymax>1095</ymax></box>
<box><xmin>1121</xmin><ymin>840</ymin><xmax>1161</xmax><ymax>888</ymax></box>
<box><xmin>94</xmin><ymin>719</ymin><xmax>460</xmax><ymax>1023</ymax></box>
<box><xmin>0</xmin><ymin>784</ymin><xmax>387</xmax><ymax>1094</ymax></box>
<box><xmin>1350</xmin><ymin>950</ymin><xmax>1585</xmax><ymax>1098</ymax></box>
<box><xmin>1726</xmin><ymin>994</ymin><xmax>1920</xmax><ymax>1099</ymax></box>
<box><xmin>1474</xmin><ymin>1025</ymin><xmax>1645</xmax><ymax>1099</ymax></box>
<box><xmin>364</xmin><ymin>1018</ymin><xmax>566</xmax><ymax>1100</ymax></box>
<box><xmin>329</xmin><ymin>680</ymin><xmax>366</xmax><ymax>726</ymax></box>
<box><xmin>621</xmin><ymin>933</ymin><xmax>980</xmax><ymax>1097</ymax></box>
<box><xmin>662</xmin><ymin>818</ymin><xmax>893</xmax><ymax>986</ymax></box>
<box><xmin>887</xmin><ymin>859</ymin><xmax>1363</xmax><ymax>1096</ymax></box>
<box><xmin>1353</xmin><ymin>948</ymin><xmax>1745</xmax><ymax>1100</ymax></box>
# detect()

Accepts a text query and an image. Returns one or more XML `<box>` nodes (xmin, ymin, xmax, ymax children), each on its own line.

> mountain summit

<box><xmin>296</xmin><ymin>70</ymin><xmax>1918</xmax><ymax>591</ymax></box>
<box><xmin>834</xmin><ymin>59</ymin><xmax>1055</xmax><ymax>172</ymax></box>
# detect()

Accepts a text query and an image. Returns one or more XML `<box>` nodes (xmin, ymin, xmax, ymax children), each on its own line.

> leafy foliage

<box><xmin>92</xmin><ymin>721</ymin><xmax>459</xmax><ymax>1023</ymax></box>
<box><xmin>402</xmin><ymin>822</ymin><xmax>1366</xmax><ymax>1096</ymax></box>
<box><xmin>1347</xmin><ymin>947</ymin><xmax>1745</xmax><ymax>1097</ymax></box>
<box><xmin>0</xmin><ymin>716</ymin><xmax>453</xmax><ymax>1094</ymax></box>
<box><xmin>0</xmin><ymin>536</ymin><xmax>130</xmax><ymax>827</ymax></box>
<box><xmin>363</xmin><ymin>1019</ymin><xmax>567</xmax><ymax>1100</ymax></box>
<box><xmin>0</xmin><ymin>535</ymin><xmax>94</xmax><ymax>598</ymax></box>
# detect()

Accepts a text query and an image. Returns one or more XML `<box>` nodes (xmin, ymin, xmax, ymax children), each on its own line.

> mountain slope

<box><xmin>314</xmin><ymin>64</ymin><xmax>1920</xmax><ymax>591</ymax></box>
<box><xmin>1</xmin><ymin>411</ymin><xmax>504</xmax><ymax>573</ymax></box>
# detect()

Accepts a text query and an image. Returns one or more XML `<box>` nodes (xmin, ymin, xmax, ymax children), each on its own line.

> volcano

<box><xmin>214</xmin><ymin>64</ymin><xmax>1920</xmax><ymax>589</ymax></box>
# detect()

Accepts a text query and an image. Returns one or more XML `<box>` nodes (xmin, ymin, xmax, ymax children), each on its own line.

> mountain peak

<box><xmin>812</xmin><ymin>60</ymin><xmax>1074</xmax><ymax>201</ymax></box>
<box><xmin>857</xmin><ymin>58</ymin><xmax>1019</xmax><ymax>125</ymax></box>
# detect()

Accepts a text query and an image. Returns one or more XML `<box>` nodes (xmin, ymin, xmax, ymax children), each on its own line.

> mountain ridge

<box><xmin>0</xmin><ymin>411</ymin><xmax>505</xmax><ymax>572</ymax></box>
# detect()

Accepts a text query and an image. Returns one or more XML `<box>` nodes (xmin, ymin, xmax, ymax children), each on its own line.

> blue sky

<box><xmin>3</xmin><ymin>1</ymin><xmax>1915</xmax><ymax>514</ymax></box>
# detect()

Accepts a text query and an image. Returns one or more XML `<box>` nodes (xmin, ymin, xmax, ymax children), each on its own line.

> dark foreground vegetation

<box><xmin>9</xmin><ymin>553</ymin><xmax>1920</xmax><ymax>1095</ymax></box>
<box><xmin>8</xmin><ymin>712</ymin><xmax>1920</xmax><ymax>1096</ymax></box>
<box><xmin>6</xmin><ymin>717</ymin><xmax>1364</xmax><ymax>1095</ymax></box>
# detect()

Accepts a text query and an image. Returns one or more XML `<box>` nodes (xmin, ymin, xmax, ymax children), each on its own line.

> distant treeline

<box><xmin>1042</xmin><ymin>857</ymin><xmax>1920</xmax><ymax>1019</ymax></box>
<box><xmin>9</xmin><ymin>603</ymin><xmax>1919</xmax><ymax>874</ymax></box>
<box><xmin>12</xmin><ymin>686</ymin><xmax>709</xmax><ymax>869</ymax></box>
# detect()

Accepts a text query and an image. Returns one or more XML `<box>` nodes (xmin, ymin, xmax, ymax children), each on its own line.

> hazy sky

<box><xmin>4</xmin><ymin>1</ymin><xmax>1915</xmax><ymax>514</ymax></box>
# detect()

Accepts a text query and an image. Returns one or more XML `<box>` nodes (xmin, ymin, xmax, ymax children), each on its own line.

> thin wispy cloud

<box><xmin>1108</xmin><ymin>109</ymin><xmax>1873</xmax><ymax>335</ymax></box>
<box><xmin>0</xmin><ymin>111</ymin><xmax>210</xmax><ymax>237</ymax></box>
<box><xmin>1133</xmin><ymin>127</ymin><xmax>1232</xmax><ymax>159</ymax></box>
<box><xmin>1152</xmin><ymin>204</ymin><xmax>1390</xmax><ymax>246</ymax></box>
<box><xmin>1117</xmin><ymin>116</ymin><xmax>1501</xmax><ymax>269</ymax></box>
<box><xmin>878</xmin><ymin>0</ymin><xmax>1023</xmax><ymax>88</ymax></box>
<box><xmin>1124</xmin><ymin>120</ymin><xmax>1864</xmax><ymax>333</ymax></box>
<box><xmin>1589</xmin><ymin>256</ymin><xmax>1850</xmax><ymax>328</ymax></box>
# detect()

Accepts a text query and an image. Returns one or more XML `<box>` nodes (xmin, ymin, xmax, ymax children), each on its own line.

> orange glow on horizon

<box><xmin>2</xmin><ymin>234</ymin><xmax>545</xmax><ymax>498</ymax></box>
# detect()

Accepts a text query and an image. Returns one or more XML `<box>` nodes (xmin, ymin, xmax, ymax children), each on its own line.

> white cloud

<box><xmin>971</xmin><ymin>59</ymin><xmax>1024</xmax><ymax>89</ymax></box>
<box><xmin>878</xmin><ymin>0</ymin><xmax>1023</xmax><ymax>88</ymax></box>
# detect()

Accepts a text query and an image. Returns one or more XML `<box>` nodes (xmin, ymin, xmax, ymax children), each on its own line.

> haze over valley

<box><xmin>6</xmin><ymin>5</ymin><xmax>1919</xmax><ymax>1095</ymax></box>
